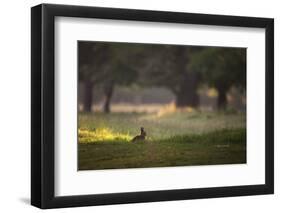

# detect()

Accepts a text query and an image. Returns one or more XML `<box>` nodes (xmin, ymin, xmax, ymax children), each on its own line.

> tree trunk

<box><xmin>174</xmin><ymin>47</ymin><xmax>199</xmax><ymax>108</ymax></box>
<box><xmin>83</xmin><ymin>80</ymin><xmax>93</xmax><ymax>112</ymax></box>
<box><xmin>103</xmin><ymin>81</ymin><xmax>114</xmax><ymax>113</ymax></box>
<box><xmin>217</xmin><ymin>86</ymin><xmax>227</xmax><ymax>110</ymax></box>
<box><xmin>175</xmin><ymin>73</ymin><xmax>199</xmax><ymax>108</ymax></box>
<box><xmin>175</xmin><ymin>88</ymin><xmax>199</xmax><ymax>108</ymax></box>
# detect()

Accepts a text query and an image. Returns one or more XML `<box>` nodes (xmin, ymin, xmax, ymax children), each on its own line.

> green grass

<box><xmin>78</xmin><ymin>111</ymin><xmax>246</xmax><ymax>170</ymax></box>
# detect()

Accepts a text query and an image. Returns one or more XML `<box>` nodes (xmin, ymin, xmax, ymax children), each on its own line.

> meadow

<box><xmin>78</xmin><ymin>109</ymin><xmax>246</xmax><ymax>170</ymax></box>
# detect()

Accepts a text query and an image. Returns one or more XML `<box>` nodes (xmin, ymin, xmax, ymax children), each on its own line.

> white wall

<box><xmin>0</xmin><ymin>0</ymin><xmax>279</xmax><ymax>212</ymax></box>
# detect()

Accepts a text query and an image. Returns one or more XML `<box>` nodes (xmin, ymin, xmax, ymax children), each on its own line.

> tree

<box><xmin>79</xmin><ymin>42</ymin><xmax>138</xmax><ymax>113</ymax></box>
<box><xmin>171</xmin><ymin>46</ymin><xmax>200</xmax><ymax>107</ymax></box>
<box><xmin>137</xmin><ymin>45</ymin><xmax>201</xmax><ymax>108</ymax></box>
<box><xmin>189</xmin><ymin>47</ymin><xmax>246</xmax><ymax>109</ymax></box>
<box><xmin>78</xmin><ymin>42</ymin><xmax>111</xmax><ymax>112</ymax></box>
<box><xmin>102</xmin><ymin>61</ymin><xmax>137</xmax><ymax>113</ymax></box>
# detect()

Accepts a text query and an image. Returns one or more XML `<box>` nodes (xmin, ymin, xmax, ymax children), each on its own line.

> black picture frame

<box><xmin>31</xmin><ymin>3</ymin><xmax>274</xmax><ymax>209</ymax></box>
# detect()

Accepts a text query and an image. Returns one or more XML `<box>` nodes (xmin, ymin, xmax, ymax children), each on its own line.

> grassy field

<box><xmin>78</xmin><ymin>110</ymin><xmax>246</xmax><ymax>170</ymax></box>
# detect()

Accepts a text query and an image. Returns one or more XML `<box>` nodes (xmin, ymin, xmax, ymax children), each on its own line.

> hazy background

<box><xmin>78</xmin><ymin>41</ymin><xmax>246</xmax><ymax>114</ymax></box>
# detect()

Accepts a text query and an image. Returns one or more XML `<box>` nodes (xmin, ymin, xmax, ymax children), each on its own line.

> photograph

<box><xmin>78</xmin><ymin>41</ymin><xmax>247</xmax><ymax>170</ymax></box>
<box><xmin>30</xmin><ymin>3</ymin><xmax>274</xmax><ymax>209</ymax></box>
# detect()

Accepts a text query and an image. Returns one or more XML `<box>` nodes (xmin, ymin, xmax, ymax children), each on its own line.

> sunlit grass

<box><xmin>79</xmin><ymin>110</ymin><xmax>246</xmax><ymax>142</ymax></box>
<box><xmin>78</xmin><ymin>128</ymin><xmax>132</xmax><ymax>143</ymax></box>
<box><xmin>156</xmin><ymin>103</ymin><xmax>194</xmax><ymax>117</ymax></box>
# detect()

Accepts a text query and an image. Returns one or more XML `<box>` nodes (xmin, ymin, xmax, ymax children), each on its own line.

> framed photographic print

<box><xmin>31</xmin><ymin>3</ymin><xmax>274</xmax><ymax>209</ymax></box>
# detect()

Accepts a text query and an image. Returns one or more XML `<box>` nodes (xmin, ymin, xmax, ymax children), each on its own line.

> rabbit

<box><xmin>131</xmin><ymin>127</ymin><xmax>146</xmax><ymax>142</ymax></box>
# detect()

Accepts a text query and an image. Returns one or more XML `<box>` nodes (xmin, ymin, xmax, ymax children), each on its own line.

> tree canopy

<box><xmin>189</xmin><ymin>47</ymin><xmax>246</xmax><ymax>108</ymax></box>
